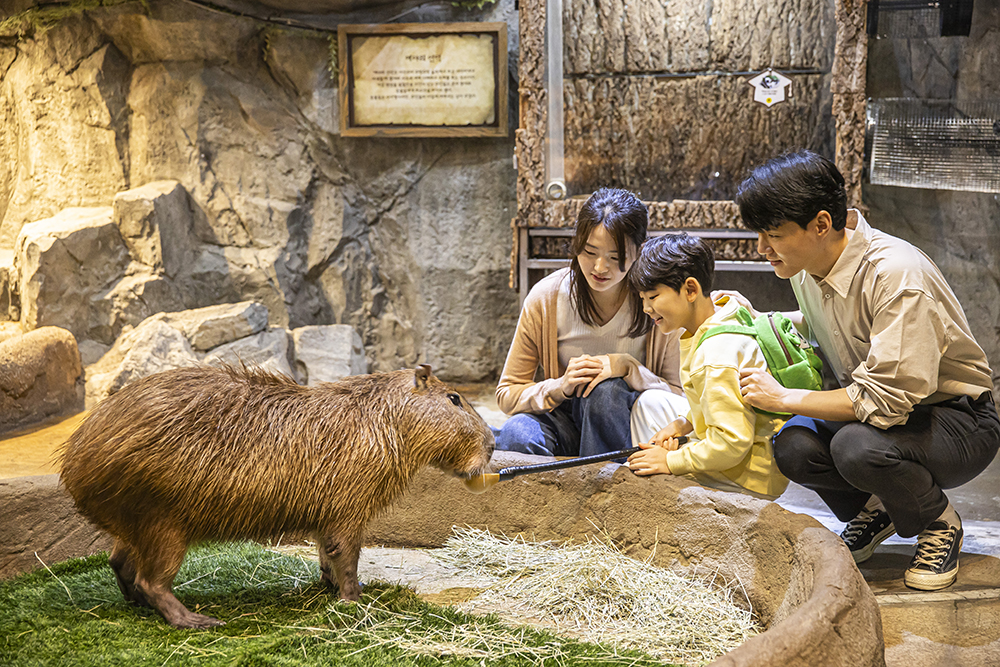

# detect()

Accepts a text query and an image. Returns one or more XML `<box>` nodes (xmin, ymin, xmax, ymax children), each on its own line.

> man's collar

<box><xmin>812</xmin><ymin>209</ymin><xmax>871</xmax><ymax>297</ymax></box>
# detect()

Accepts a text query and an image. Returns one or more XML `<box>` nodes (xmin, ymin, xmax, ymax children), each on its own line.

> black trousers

<box><xmin>773</xmin><ymin>392</ymin><xmax>1000</xmax><ymax>537</ymax></box>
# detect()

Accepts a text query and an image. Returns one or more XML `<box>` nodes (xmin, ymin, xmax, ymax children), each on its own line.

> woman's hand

<box><xmin>560</xmin><ymin>355</ymin><xmax>606</xmax><ymax>398</ymax></box>
<box><xmin>627</xmin><ymin>440</ymin><xmax>672</xmax><ymax>476</ymax></box>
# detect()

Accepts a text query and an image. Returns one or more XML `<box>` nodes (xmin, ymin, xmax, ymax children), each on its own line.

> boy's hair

<box><xmin>735</xmin><ymin>149</ymin><xmax>848</xmax><ymax>232</ymax></box>
<box><xmin>629</xmin><ymin>233</ymin><xmax>715</xmax><ymax>296</ymax></box>
<box><xmin>569</xmin><ymin>187</ymin><xmax>652</xmax><ymax>338</ymax></box>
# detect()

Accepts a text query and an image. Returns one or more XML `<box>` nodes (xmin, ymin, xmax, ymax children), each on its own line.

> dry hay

<box><xmin>434</xmin><ymin>526</ymin><xmax>760</xmax><ymax>665</ymax></box>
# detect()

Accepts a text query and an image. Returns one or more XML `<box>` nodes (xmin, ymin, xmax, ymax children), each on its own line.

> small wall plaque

<box><xmin>338</xmin><ymin>22</ymin><xmax>508</xmax><ymax>138</ymax></box>
<box><xmin>748</xmin><ymin>69</ymin><xmax>792</xmax><ymax>108</ymax></box>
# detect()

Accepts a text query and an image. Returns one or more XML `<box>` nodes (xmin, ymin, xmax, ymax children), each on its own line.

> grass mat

<box><xmin>0</xmin><ymin>542</ymin><xmax>682</xmax><ymax>666</ymax></box>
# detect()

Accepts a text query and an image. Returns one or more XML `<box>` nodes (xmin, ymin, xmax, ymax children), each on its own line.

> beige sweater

<box><xmin>496</xmin><ymin>268</ymin><xmax>684</xmax><ymax>415</ymax></box>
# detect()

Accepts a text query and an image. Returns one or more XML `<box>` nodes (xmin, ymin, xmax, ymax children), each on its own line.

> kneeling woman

<box><xmin>495</xmin><ymin>188</ymin><xmax>688</xmax><ymax>457</ymax></box>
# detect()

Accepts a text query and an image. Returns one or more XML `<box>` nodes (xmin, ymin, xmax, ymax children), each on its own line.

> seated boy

<box><xmin>626</xmin><ymin>233</ymin><xmax>788</xmax><ymax>500</ymax></box>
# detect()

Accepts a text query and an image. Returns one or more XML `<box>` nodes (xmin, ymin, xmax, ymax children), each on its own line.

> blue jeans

<box><xmin>494</xmin><ymin>378</ymin><xmax>640</xmax><ymax>458</ymax></box>
<box><xmin>773</xmin><ymin>392</ymin><xmax>1000</xmax><ymax>537</ymax></box>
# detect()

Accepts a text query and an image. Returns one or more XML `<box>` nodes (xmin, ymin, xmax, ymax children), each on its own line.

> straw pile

<box><xmin>434</xmin><ymin>526</ymin><xmax>760</xmax><ymax>665</ymax></box>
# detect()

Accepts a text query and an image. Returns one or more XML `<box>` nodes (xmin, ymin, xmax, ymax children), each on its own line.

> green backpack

<box><xmin>695</xmin><ymin>306</ymin><xmax>824</xmax><ymax>415</ymax></box>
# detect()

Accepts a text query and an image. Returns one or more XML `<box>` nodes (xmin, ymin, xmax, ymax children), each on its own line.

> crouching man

<box><xmin>733</xmin><ymin>149</ymin><xmax>999</xmax><ymax>591</ymax></box>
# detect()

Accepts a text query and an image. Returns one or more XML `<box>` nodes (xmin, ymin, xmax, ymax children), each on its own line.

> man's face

<box><xmin>755</xmin><ymin>218</ymin><xmax>822</xmax><ymax>279</ymax></box>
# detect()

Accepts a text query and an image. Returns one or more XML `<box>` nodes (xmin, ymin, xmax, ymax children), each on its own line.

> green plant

<box><xmin>0</xmin><ymin>0</ymin><xmax>147</xmax><ymax>39</ymax></box>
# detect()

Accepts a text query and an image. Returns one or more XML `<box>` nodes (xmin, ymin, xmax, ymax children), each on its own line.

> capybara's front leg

<box><xmin>131</xmin><ymin>524</ymin><xmax>225</xmax><ymax>629</ymax></box>
<box><xmin>318</xmin><ymin>535</ymin><xmax>363</xmax><ymax>601</ymax></box>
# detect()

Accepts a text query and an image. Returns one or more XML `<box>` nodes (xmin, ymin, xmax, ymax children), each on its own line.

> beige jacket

<box><xmin>496</xmin><ymin>268</ymin><xmax>684</xmax><ymax>415</ymax></box>
<box><xmin>792</xmin><ymin>210</ymin><xmax>993</xmax><ymax>428</ymax></box>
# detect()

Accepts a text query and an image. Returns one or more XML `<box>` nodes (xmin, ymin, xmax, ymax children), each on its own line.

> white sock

<box><xmin>863</xmin><ymin>496</ymin><xmax>885</xmax><ymax>512</ymax></box>
<box><xmin>934</xmin><ymin>503</ymin><xmax>962</xmax><ymax>530</ymax></box>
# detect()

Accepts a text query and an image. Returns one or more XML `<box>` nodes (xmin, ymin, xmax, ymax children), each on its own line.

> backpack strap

<box><xmin>694</xmin><ymin>306</ymin><xmax>758</xmax><ymax>350</ymax></box>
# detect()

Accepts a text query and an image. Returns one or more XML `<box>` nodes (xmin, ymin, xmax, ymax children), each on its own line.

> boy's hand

<box><xmin>648</xmin><ymin>421</ymin><xmax>688</xmax><ymax>450</ymax></box>
<box><xmin>627</xmin><ymin>441</ymin><xmax>672</xmax><ymax>476</ymax></box>
<box><xmin>739</xmin><ymin>368</ymin><xmax>788</xmax><ymax>412</ymax></box>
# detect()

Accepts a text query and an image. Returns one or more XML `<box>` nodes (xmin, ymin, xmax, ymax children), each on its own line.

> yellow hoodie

<box><xmin>666</xmin><ymin>296</ymin><xmax>789</xmax><ymax>498</ymax></box>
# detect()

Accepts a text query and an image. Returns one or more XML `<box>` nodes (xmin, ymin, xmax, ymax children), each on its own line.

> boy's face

<box><xmin>639</xmin><ymin>283</ymin><xmax>694</xmax><ymax>335</ymax></box>
<box><xmin>754</xmin><ymin>217</ymin><xmax>824</xmax><ymax>279</ymax></box>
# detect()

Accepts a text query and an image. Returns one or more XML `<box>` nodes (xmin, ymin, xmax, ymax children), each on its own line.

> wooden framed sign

<box><xmin>338</xmin><ymin>22</ymin><xmax>508</xmax><ymax>138</ymax></box>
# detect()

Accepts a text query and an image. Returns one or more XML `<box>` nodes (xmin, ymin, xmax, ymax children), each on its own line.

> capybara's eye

<box><xmin>447</xmin><ymin>393</ymin><xmax>462</xmax><ymax>407</ymax></box>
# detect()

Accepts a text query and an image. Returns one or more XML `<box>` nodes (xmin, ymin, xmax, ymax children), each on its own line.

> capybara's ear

<box><xmin>414</xmin><ymin>364</ymin><xmax>432</xmax><ymax>390</ymax></box>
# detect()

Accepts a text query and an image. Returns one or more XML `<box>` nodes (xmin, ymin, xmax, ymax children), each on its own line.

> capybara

<box><xmin>59</xmin><ymin>363</ymin><xmax>494</xmax><ymax>629</ymax></box>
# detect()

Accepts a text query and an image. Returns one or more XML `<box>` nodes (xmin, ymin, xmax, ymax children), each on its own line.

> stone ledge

<box><xmin>368</xmin><ymin>451</ymin><xmax>885</xmax><ymax>667</ymax></box>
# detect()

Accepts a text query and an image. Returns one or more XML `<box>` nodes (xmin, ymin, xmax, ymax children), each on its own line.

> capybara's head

<box><xmin>406</xmin><ymin>364</ymin><xmax>495</xmax><ymax>480</ymax></box>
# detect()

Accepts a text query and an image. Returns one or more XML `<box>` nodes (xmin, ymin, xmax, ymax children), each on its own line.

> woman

<box><xmin>495</xmin><ymin>187</ymin><xmax>687</xmax><ymax>457</ymax></box>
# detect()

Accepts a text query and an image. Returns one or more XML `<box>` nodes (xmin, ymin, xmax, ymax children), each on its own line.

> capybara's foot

<box><xmin>141</xmin><ymin>583</ymin><xmax>224</xmax><ymax>629</ymax></box>
<box><xmin>168</xmin><ymin>611</ymin><xmax>226</xmax><ymax>629</ymax></box>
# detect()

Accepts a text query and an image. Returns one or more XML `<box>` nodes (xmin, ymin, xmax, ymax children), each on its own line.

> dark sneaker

<box><xmin>840</xmin><ymin>508</ymin><xmax>896</xmax><ymax>563</ymax></box>
<box><xmin>905</xmin><ymin>520</ymin><xmax>963</xmax><ymax>591</ymax></box>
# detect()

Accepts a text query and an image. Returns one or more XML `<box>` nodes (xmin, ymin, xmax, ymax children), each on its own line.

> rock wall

<box><xmin>0</xmin><ymin>0</ymin><xmax>520</xmax><ymax>381</ymax></box>
<box><xmin>561</xmin><ymin>0</ymin><xmax>836</xmax><ymax>200</ymax></box>
<box><xmin>863</xmin><ymin>2</ymin><xmax>1000</xmax><ymax>394</ymax></box>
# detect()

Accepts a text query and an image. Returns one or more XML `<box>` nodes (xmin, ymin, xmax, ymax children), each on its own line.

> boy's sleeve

<box><xmin>666</xmin><ymin>362</ymin><xmax>758</xmax><ymax>476</ymax></box>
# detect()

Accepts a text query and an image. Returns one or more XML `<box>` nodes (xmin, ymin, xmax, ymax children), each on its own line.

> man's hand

<box><xmin>739</xmin><ymin>368</ymin><xmax>789</xmax><ymax>413</ymax></box>
<box><xmin>627</xmin><ymin>440</ymin><xmax>672</xmax><ymax>476</ymax></box>
<box><xmin>711</xmin><ymin>290</ymin><xmax>761</xmax><ymax>318</ymax></box>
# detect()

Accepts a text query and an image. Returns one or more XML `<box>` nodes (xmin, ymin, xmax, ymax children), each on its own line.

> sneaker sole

<box><xmin>850</xmin><ymin>523</ymin><xmax>897</xmax><ymax>564</ymax></box>
<box><xmin>904</xmin><ymin>536</ymin><xmax>963</xmax><ymax>591</ymax></box>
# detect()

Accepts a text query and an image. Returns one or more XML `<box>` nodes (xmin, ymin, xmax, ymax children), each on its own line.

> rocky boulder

<box><xmin>203</xmin><ymin>327</ymin><xmax>294</xmax><ymax>378</ymax></box>
<box><xmin>112</xmin><ymin>180</ymin><xmax>197</xmax><ymax>279</ymax></box>
<box><xmin>150</xmin><ymin>301</ymin><xmax>269</xmax><ymax>351</ymax></box>
<box><xmin>0</xmin><ymin>326</ymin><xmax>83</xmax><ymax>433</ymax></box>
<box><xmin>291</xmin><ymin>324</ymin><xmax>366</xmax><ymax>385</ymax></box>
<box><xmin>84</xmin><ymin>319</ymin><xmax>200</xmax><ymax>406</ymax></box>
<box><xmin>83</xmin><ymin>301</ymin><xmax>269</xmax><ymax>406</ymax></box>
<box><xmin>14</xmin><ymin>207</ymin><xmax>131</xmax><ymax>344</ymax></box>
<box><xmin>83</xmin><ymin>302</ymin><xmax>365</xmax><ymax>405</ymax></box>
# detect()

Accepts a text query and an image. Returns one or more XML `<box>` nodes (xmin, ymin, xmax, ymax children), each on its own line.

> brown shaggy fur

<box><xmin>59</xmin><ymin>364</ymin><xmax>494</xmax><ymax>629</ymax></box>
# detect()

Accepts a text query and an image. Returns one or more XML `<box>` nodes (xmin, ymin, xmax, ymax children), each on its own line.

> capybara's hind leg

<box><xmin>109</xmin><ymin>539</ymin><xmax>149</xmax><ymax>607</ymax></box>
<box><xmin>132</xmin><ymin>523</ymin><xmax>224</xmax><ymax>629</ymax></box>
<box><xmin>318</xmin><ymin>534</ymin><xmax>363</xmax><ymax>601</ymax></box>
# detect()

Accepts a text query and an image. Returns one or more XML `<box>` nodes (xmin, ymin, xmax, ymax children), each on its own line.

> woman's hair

<box><xmin>735</xmin><ymin>149</ymin><xmax>848</xmax><ymax>232</ymax></box>
<box><xmin>569</xmin><ymin>188</ymin><xmax>651</xmax><ymax>338</ymax></box>
<box><xmin>629</xmin><ymin>233</ymin><xmax>715</xmax><ymax>295</ymax></box>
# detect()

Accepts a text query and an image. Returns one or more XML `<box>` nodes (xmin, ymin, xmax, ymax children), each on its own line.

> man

<box><xmin>733</xmin><ymin>149</ymin><xmax>999</xmax><ymax>590</ymax></box>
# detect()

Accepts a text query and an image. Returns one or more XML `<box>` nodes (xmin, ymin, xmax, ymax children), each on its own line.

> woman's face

<box><xmin>576</xmin><ymin>225</ymin><xmax>636</xmax><ymax>295</ymax></box>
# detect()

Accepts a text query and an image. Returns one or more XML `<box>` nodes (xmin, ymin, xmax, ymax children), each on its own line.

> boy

<box><xmin>627</xmin><ymin>233</ymin><xmax>789</xmax><ymax>500</ymax></box>
<box><xmin>733</xmin><ymin>149</ymin><xmax>999</xmax><ymax>590</ymax></box>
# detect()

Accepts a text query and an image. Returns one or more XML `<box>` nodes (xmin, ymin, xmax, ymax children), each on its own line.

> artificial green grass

<box><xmin>0</xmin><ymin>542</ymin><xmax>680</xmax><ymax>666</ymax></box>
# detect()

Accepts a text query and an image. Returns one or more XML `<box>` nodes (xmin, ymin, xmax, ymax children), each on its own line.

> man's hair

<box><xmin>629</xmin><ymin>233</ymin><xmax>715</xmax><ymax>296</ymax></box>
<box><xmin>735</xmin><ymin>149</ymin><xmax>848</xmax><ymax>232</ymax></box>
<box><xmin>569</xmin><ymin>187</ymin><xmax>651</xmax><ymax>338</ymax></box>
